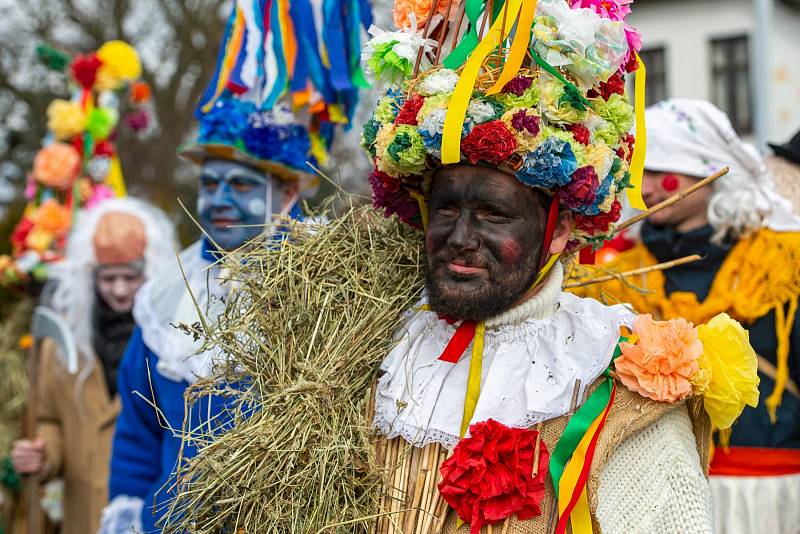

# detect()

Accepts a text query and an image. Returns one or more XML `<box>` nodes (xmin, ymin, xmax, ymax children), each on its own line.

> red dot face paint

<box><xmin>661</xmin><ymin>174</ymin><xmax>680</xmax><ymax>193</ymax></box>
<box><xmin>499</xmin><ymin>238</ymin><xmax>523</xmax><ymax>265</ymax></box>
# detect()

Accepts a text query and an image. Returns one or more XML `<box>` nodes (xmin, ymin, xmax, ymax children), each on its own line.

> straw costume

<box><xmin>13</xmin><ymin>199</ymin><xmax>174</xmax><ymax>534</ymax></box>
<box><xmin>99</xmin><ymin>1</ymin><xmax>371</xmax><ymax>532</ymax></box>
<box><xmin>160</xmin><ymin>1</ymin><xmax>761</xmax><ymax>533</ymax></box>
<box><xmin>574</xmin><ymin>101</ymin><xmax>800</xmax><ymax>534</ymax></box>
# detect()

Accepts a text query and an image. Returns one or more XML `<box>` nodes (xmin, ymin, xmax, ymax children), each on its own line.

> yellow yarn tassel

<box><xmin>765</xmin><ymin>299</ymin><xmax>798</xmax><ymax>422</ymax></box>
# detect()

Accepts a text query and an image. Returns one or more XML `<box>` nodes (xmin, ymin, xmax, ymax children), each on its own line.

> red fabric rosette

<box><xmin>438</xmin><ymin>419</ymin><xmax>549</xmax><ymax>534</ymax></box>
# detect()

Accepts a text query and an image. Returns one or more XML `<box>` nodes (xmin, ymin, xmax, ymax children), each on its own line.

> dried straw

<box><xmin>163</xmin><ymin>204</ymin><xmax>424</xmax><ymax>533</ymax></box>
<box><xmin>0</xmin><ymin>298</ymin><xmax>34</xmax><ymax>454</ymax></box>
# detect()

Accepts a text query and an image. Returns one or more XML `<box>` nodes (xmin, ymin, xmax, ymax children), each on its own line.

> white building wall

<box><xmin>628</xmin><ymin>0</ymin><xmax>800</xmax><ymax>144</ymax></box>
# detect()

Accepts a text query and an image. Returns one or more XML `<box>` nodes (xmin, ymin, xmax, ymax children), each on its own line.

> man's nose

<box><xmin>112</xmin><ymin>278</ymin><xmax>130</xmax><ymax>297</ymax></box>
<box><xmin>210</xmin><ymin>181</ymin><xmax>235</xmax><ymax>208</ymax></box>
<box><xmin>446</xmin><ymin>212</ymin><xmax>480</xmax><ymax>250</ymax></box>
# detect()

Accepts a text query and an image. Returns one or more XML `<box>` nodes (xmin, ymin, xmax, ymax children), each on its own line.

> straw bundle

<box><xmin>0</xmin><ymin>298</ymin><xmax>34</xmax><ymax>454</ymax></box>
<box><xmin>163</xmin><ymin>205</ymin><xmax>424</xmax><ymax>533</ymax></box>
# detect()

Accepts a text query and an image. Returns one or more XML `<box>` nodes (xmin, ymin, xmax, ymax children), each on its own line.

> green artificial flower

<box><xmin>361</xmin><ymin>119</ymin><xmax>380</xmax><ymax>157</ymax></box>
<box><xmin>547</xmin><ymin>127</ymin><xmax>587</xmax><ymax>164</ymax></box>
<box><xmin>497</xmin><ymin>86</ymin><xmax>539</xmax><ymax>110</ymax></box>
<box><xmin>374</xmin><ymin>94</ymin><xmax>402</xmax><ymax>124</ymax></box>
<box><xmin>85</xmin><ymin>107</ymin><xmax>118</xmax><ymax>140</ymax></box>
<box><xmin>540</xmin><ymin>76</ymin><xmax>588</xmax><ymax>125</ymax></box>
<box><xmin>368</xmin><ymin>40</ymin><xmax>412</xmax><ymax>84</ymax></box>
<box><xmin>592</xmin><ymin>93</ymin><xmax>634</xmax><ymax>138</ymax></box>
<box><xmin>386</xmin><ymin>125</ymin><xmax>427</xmax><ymax>175</ymax></box>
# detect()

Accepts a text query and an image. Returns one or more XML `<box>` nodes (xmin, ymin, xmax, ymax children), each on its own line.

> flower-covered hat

<box><xmin>361</xmin><ymin>0</ymin><xmax>647</xmax><ymax>251</ymax></box>
<box><xmin>180</xmin><ymin>0</ymin><xmax>373</xmax><ymax>192</ymax></box>
<box><xmin>2</xmin><ymin>41</ymin><xmax>149</xmax><ymax>286</ymax></box>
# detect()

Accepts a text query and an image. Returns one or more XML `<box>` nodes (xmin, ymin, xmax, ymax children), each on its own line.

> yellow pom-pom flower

<box><xmin>95</xmin><ymin>40</ymin><xmax>142</xmax><ymax>90</ymax></box>
<box><xmin>696</xmin><ymin>313</ymin><xmax>760</xmax><ymax>430</ymax></box>
<box><xmin>47</xmin><ymin>99</ymin><xmax>86</xmax><ymax>141</ymax></box>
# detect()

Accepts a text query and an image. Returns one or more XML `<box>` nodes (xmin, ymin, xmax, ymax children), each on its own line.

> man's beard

<box><xmin>424</xmin><ymin>247</ymin><xmax>542</xmax><ymax>322</ymax></box>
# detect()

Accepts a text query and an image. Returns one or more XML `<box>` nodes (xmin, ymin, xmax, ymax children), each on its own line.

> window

<box><xmin>710</xmin><ymin>35</ymin><xmax>752</xmax><ymax>134</ymax></box>
<box><xmin>639</xmin><ymin>47</ymin><xmax>667</xmax><ymax>106</ymax></box>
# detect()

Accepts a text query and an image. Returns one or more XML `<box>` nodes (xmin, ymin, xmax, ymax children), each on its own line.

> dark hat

<box><xmin>769</xmin><ymin>128</ymin><xmax>800</xmax><ymax>166</ymax></box>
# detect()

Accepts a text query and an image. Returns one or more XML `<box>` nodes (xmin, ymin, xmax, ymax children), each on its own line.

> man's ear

<box><xmin>548</xmin><ymin>211</ymin><xmax>573</xmax><ymax>255</ymax></box>
<box><xmin>280</xmin><ymin>180</ymin><xmax>300</xmax><ymax>211</ymax></box>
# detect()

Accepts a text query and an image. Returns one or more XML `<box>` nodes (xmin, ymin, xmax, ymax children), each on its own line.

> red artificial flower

<box><xmin>461</xmin><ymin>121</ymin><xmax>517</xmax><ymax>165</ymax></box>
<box><xmin>615</xmin><ymin>133</ymin><xmax>636</xmax><ymax>164</ymax></box>
<box><xmin>10</xmin><ymin>216</ymin><xmax>34</xmax><ymax>254</ymax></box>
<box><xmin>624</xmin><ymin>53</ymin><xmax>639</xmax><ymax>73</ymax></box>
<box><xmin>438</xmin><ymin>419</ymin><xmax>549</xmax><ymax>534</ymax></box>
<box><xmin>592</xmin><ymin>71</ymin><xmax>626</xmax><ymax>100</ymax></box>
<box><xmin>567</xmin><ymin>124</ymin><xmax>591</xmax><ymax>145</ymax></box>
<box><xmin>395</xmin><ymin>94</ymin><xmax>425</xmax><ymax>126</ymax></box>
<box><xmin>94</xmin><ymin>140</ymin><xmax>115</xmax><ymax>157</ymax></box>
<box><xmin>575</xmin><ymin>200</ymin><xmax>623</xmax><ymax>234</ymax></box>
<box><xmin>70</xmin><ymin>53</ymin><xmax>102</xmax><ymax>89</ymax></box>
<box><xmin>558</xmin><ymin>166</ymin><xmax>599</xmax><ymax>209</ymax></box>
<box><xmin>130</xmin><ymin>81</ymin><xmax>152</xmax><ymax>104</ymax></box>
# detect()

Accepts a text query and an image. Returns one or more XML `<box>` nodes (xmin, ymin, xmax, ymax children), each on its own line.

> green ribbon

<box><xmin>528</xmin><ymin>46</ymin><xmax>589</xmax><ymax>111</ymax></box>
<box><xmin>549</xmin><ymin>376</ymin><xmax>613</xmax><ymax>498</ymax></box>
<box><xmin>443</xmin><ymin>0</ymin><xmax>504</xmax><ymax>69</ymax></box>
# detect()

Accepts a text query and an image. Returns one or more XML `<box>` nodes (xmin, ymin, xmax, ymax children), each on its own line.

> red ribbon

<box><xmin>437</xmin><ymin>319</ymin><xmax>477</xmax><ymax>363</ymax></box>
<box><xmin>579</xmin><ymin>246</ymin><xmax>596</xmax><ymax>265</ymax></box>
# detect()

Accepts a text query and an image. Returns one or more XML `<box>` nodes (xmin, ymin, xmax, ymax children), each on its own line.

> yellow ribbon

<box><xmin>766</xmin><ymin>298</ymin><xmax>798</xmax><ymax>421</ymax></box>
<box><xmin>486</xmin><ymin>0</ymin><xmax>538</xmax><ymax>95</ymax></box>
<box><xmin>557</xmin><ymin>408</ymin><xmax>603</xmax><ymax>534</ymax></box>
<box><xmin>409</xmin><ymin>191</ymin><xmax>429</xmax><ymax>231</ymax></box>
<box><xmin>105</xmin><ymin>154</ymin><xmax>127</xmax><ymax>197</ymax></box>
<box><xmin>441</xmin><ymin>0</ymin><xmax>524</xmax><ymax>164</ymax></box>
<box><xmin>459</xmin><ymin>321</ymin><xmax>486</xmax><ymax>438</ymax></box>
<box><xmin>626</xmin><ymin>51</ymin><xmax>647</xmax><ymax>211</ymax></box>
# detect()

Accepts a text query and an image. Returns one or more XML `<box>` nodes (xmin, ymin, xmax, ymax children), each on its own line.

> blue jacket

<box><xmin>108</xmin><ymin>328</ymin><xmax>232</xmax><ymax>532</ymax></box>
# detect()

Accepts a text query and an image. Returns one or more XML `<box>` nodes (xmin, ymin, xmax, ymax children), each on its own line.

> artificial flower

<box><xmin>31</xmin><ymin>199</ymin><xmax>71</xmax><ymax>236</ymax></box>
<box><xmin>467</xmin><ymin>99</ymin><xmax>500</xmax><ymax>125</ymax></box>
<box><xmin>517</xmin><ymin>137</ymin><xmax>577</xmax><ymax>189</ymax></box>
<box><xmin>32</xmin><ymin>143</ymin><xmax>81</xmax><ymax>190</ymax></box>
<box><xmin>591</xmin><ymin>71</ymin><xmax>626</xmax><ymax>100</ymax></box>
<box><xmin>510</xmin><ymin>110</ymin><xmax>541</xmax><ymax>136</ymax></box>
<box><xmin>696</xmin><ymin>313</ymin><xmax>759</xmax><ymax>429</ymax></box>
<box><xmin>393</xmin><ymin>0</ymin><xmax>460</xmax><ymax>29</ymax></box>
<box><xmin>374</xmin><ymin>91</ymin><xmax>404</xmax><ymax>123</ymax></box>
<box><xmin>568</xmin><ymin>123</ymin><xmax>591</xmax><ymax>145</ymax></box>
<box><xmin>558</xmin><ymin>166</ymin><xmax>599</xmax><ymax>210</ymax></box>
<box><xmin>87</xmin><ymin>156</ymin><xmax>111</xmax><ymax>182</ymax></box>
<box><xmin>592</xmin><ymin>92</ymin><xmax>634</xmax><ymax>138</ymax></box>
<box><xmin>539</xmin><ymin>75</ymin><xmax>589</xmax><ymax>125</ymax></box>
<box><xmin>361</xmin><ymin>118</ymin><xmax>381</xmax><ymax>157</ymax></box>
<box><xmin>377</xmin><ymin>124</ymin><xmax>427</xmax><ymax>176</ymax></box>
<box><xmin>497</xmin><ymin>85</ymin><xmax>539</xmax><ymax>110</ymax></box>
<box><xmin>582</xmin><ymin>142</ymin><xmax>615</xmax><ymax>180</ymax></box>
<box><xmin>124</xmin><ymin>108</ymin><xmax>150</xmax><ymax>132</ymax></box>
<box><xmin>70</xmin><ymin>53</ymin><xmax>102</xmax><ymax>89</ymax></box>
<box><xmin>574</xmin><ymin>199</ymin><xmax>621</xmax><ymax>235</ymax></box>
<box><xmin>503</xmin><ymin>75</ymin><xmax>534</xmax><ymax>96</ymax></box>
<box><xmin>95</xmin><ymin>40</ymin><xmax>142</xmax><ymax>90</ymax></box>
<box><xmin>417</xmin><ymin>69</ymin><xmax>460</xmax><ymax>96</ymax></box>
<box><xmin>85</xmin><ymin>107</ymin><xmax>118</xmax><ymax>140</ymax></box>
<box><xmin>615</xmin><ymin>314</ymin><xmax>703</xmax><ymax>403</ymax></box>
<box><xmin>25</xmin><ymin>228</ymin><xmax>54</xmax><ymax>254</ymax></box>
<box><xmin>570</xmin><ymin>0</ymin><xmax>632</xmax><ymax>21</ymax></box>
<box><xmin>47</xmin><ymin>100</ymin><xmax>86</xmax><ymax>141</ymax></box>
<box><xmin>130</xmin><ymin>81</ymin><xmax>151</xmax><ymax>104</ymax></box>
<box><xmin>94</xmin><ymin>140</ymin><xmax>115</xmax><ymax>157</ymax></box>
<box><xmin>395</xmin><ymin>94</ymin><xmax>425</xmax><ymax>125</ymax></box>
<box><xmin>10</xmin><ymin>216</ymin><xmax>34</xmax><ymax>254</ymax></box>
<box><xmin>198</xmin><ymin>98</ymin><xmax>252</xmax><ymax>144</ymax></box>
<box><xmin>461</xmin><ymin>120</ymin><xmax>517</xmax><ymax>165</ymax></box>
<box><xmin>369</xmin><ymin>169</ymin><xmax>423</xmax><ymax>229</ymax></box>
<box><xmin>416</xmin><ymin>93</ymin><xmax>451</xmax><ymax>123</ymax></box>
<box><xmin>438</xmin><ymin>419</ymin><xmax>549</xmax><ymax>534</ymax></box>
<box><xmin>363</xmin><ymin>28</ymin><xmax>435</xmax><ymax>84</ymax></box>
<box><xmin>85</xmin><ymin>183</ymin><xmax>115</xmax><ymax>209</ymax></box>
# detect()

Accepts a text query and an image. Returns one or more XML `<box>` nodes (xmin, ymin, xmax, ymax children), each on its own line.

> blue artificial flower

<box><xmin>241</xmin><ymin>117</ymin><xmax>312</xmax><ymax>172</ymax></box>
<box><xmin>516</xmin><ymin>137</ymin><xmax>578</xmax><ymax>189</ymax></box>
<box><xmin>198</xmin><ymin>98</ymin><xmax>254</xmax><ymax>145</ymax></box>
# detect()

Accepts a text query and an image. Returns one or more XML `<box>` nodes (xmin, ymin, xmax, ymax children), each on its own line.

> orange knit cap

<box><xmin>93</xmin><ymin>211</ymin><xmax>147</xmax><ymax>266</ymax></box>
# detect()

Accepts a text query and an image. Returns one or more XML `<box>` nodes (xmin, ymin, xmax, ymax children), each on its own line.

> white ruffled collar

<box><xmin>133</xmin><ymin>241</ymin><xmax>230</xmax><ymax>384</ymax></box>
<box><xmin>373</xmin><ymin>264</ymin><xmax>634</xmax><ymax>450</ymax></box>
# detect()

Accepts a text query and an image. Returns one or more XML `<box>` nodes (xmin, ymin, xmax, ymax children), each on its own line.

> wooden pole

<box><xmin>563</xmin><ymin>254</ymin><xmax>703</xmax><ymax>289</ymax></box>
<box><xmin>24</xmin><ymin>339</ymin><xmax>42</xmax><ymax>534</ymax></box>
<box><xmin>615</xmin><ymin>167</ymin><xmax>729</xmax><ymax>234</ymax></box>
<box><xmin>413</xmin><ymin>0</ymin><xmax>443</xmax><ymax>77</ymax></box>
<box><xmin>434</xmin><ymin>0</ymin><xmax>456</xmax><ymax>64</ymax></box>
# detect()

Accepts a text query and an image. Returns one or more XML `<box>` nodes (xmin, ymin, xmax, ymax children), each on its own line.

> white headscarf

<box><xmin>644</xmin><ymin>99</ymin><xmax>800</xmax><ymax>241</ymax></box>
<box><xmin>46</xmin><ymin>197</ymin><xmax>176</xmax><ymax>377</ymax></box>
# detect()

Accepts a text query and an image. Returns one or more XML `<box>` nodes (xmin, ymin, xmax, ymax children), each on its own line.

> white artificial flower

<box><xmin>417</xmin><ymin>69</ymin><xmax>459</xmax><ymax>96</ymax></box>
<box><xmin>467</xmin><ymin>100</ymin><xmax>496</xmax><ymax>124</ymax></box>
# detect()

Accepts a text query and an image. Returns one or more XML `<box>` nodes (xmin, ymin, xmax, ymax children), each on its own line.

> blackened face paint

<box><xmin>424</xmin><ymin>164</ymin><xmax>549</xmax><ymax>321</ymax></box>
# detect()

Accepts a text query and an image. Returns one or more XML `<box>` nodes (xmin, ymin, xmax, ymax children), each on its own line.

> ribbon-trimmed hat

<box><xmin>361</xmin><ymin>0</ymin><xmax>647</xmax><ymax>252</ymax></box>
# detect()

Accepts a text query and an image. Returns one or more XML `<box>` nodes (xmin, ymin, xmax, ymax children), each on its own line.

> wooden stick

<box><xmin>434</xmin><ymin>0</ymin><xmax>456</xmax><ymax>64</ymax></box>
<box><xmin>497</xmin><ymin>0</ymin><xmax>511</xmax><ymax>65</ymax></box>
<box><xmin>448</xmin><ymin>0</ymin><xmax>468</xmax><ymax>58</ymax></box>
<box><xmin>532</xmin><ymin>421</ymin><xmax>544</xmax><ymax>477</ymax></box>
<box><xmin>24</xmin><ymin>339</ymin><xmax>42</xmax><ymax>534</ymax></box>
<box><xmin>615</xmin><ymin>167</ymin><xmax>730</xmax><ymax>234</ymax></box>
<box><xmin>478</xmin><ymin>0</ymin><xmax>493</xmax><ymax>43</ymax></box>
<box><xmin>413</xmin><ymin>0</ymin><xmax>442</xmax><ymax>77</ymax></box>
<box><xmin>563</xmin><ymin>254</ymin><xmax>703</xmax><ymax>289</ymax></box>
<box><xmin>501</xmin><ymin>517</ymin><xmax>511</xmax><ymax>534</ymax></box>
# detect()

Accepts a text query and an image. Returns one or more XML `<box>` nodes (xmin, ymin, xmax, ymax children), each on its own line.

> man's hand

<box><xmin>11</xmin><ymin>438</ymin><xmax>47</xmax><ymax>475</ymax></box>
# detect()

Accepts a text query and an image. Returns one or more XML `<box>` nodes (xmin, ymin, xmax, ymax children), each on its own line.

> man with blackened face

<box><xmin>424</xmin><ymin>164</ymin><xmax>570</xmax><ymax>321</ymax></box>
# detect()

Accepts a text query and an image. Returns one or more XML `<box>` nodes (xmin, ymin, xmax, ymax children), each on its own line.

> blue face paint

<box><xmin>197</xmin><ymin>159</ymin><xmax>279</xmax><ymax>251</ymax></box>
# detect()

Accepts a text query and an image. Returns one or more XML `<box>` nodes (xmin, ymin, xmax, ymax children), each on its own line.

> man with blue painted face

<box><xmin>98</xmin><ymin>101</ymin><xmax>316</xmax><ymax>533</ymax></box>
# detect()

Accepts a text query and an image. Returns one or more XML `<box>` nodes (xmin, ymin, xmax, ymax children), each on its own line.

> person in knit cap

<box><xmin>576</xmin><ymin>99</ymin><xmax>800</xmax><ymax>534</ymax></box>
<box><xmin>10</xmin><ymin>197</ymin><xmax>174</xmax><ymax>534</ymax></box>
<box><xmin>767</xmin><ymin>127</ymin><xmax>800</xmax><ymax>216</ymax></box>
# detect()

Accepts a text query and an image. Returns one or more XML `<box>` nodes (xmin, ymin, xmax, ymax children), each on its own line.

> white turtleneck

<box><xmin>373</xmin><ymin>261</ymin><xmax>635</xmax><ymax>450</ymax></box>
